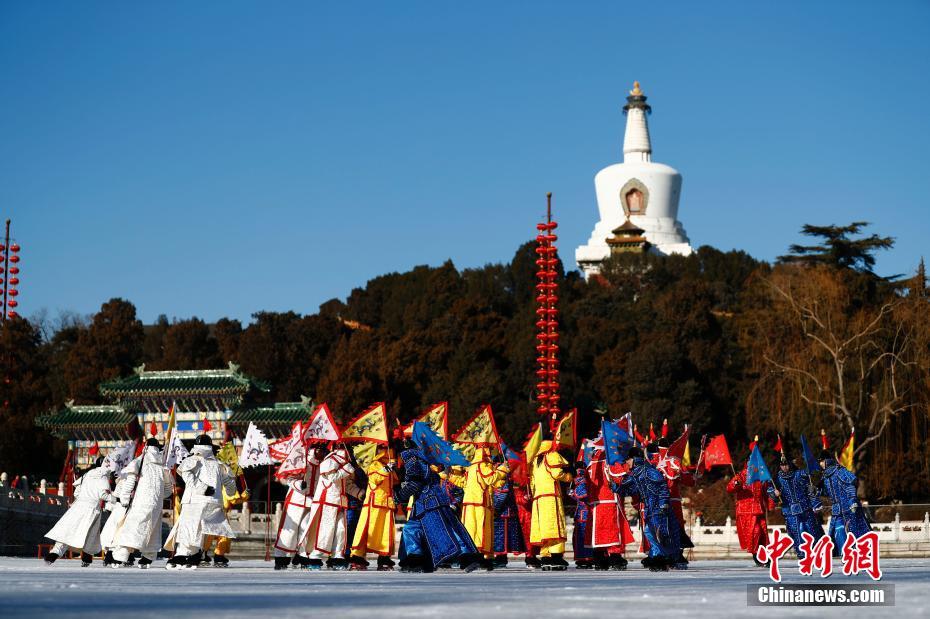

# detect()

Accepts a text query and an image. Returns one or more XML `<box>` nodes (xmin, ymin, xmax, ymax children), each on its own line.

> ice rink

<box><xmin>0</xmin><ymin>557</ymin><xmax>927</xmax><ymax>618</ymax></box>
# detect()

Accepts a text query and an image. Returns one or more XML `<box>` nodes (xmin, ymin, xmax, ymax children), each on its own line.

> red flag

<box><xmin>748</xmin><ymin>434</ymin><xmax>758</xmax><ymax>452</ymax></box>
<box><xmin>702</xmin><ymin>434</ymin><xmax>732</xmax><ymax>471</ymax></box>
<box><xmin>661</xmin><ymin>418</ymin><xmax>669</xmax><ymax>438</ymax></box>
<box><xmin>88</xmin><ymin>441</ymin><xmax>100</xmax><ymax>456</ymax></box>
<box><xmin>202</xmin><ymin>417</ymin><xmax>213</xmax><ymax>432</ymax></box>
<box><xmin>774</xmin><ymin>434</ymin><xmax>783</xmax><ymax>454</ymax></box>
<box><xmin>820</xmin><ymin>428</ymin><xmax>829</xmax><ymax>450</ymax></box>
<box><xmin>149</xmin><ymin>421</ymin><xmax>158</xmax><ymax>437</ymax></box>
<box><xmin>667</xmin><ymin>425</ymin><xmax>690</xmax><ymax>460</ymax></box>
<box><xmin>634</xmin><ymin>424</ymin><xmax>647</xmax><ymax>446</ymax></box>
<box><xmin>648</xmin><ymin>422</ymin><xmax>657</xmax><ymax>443</ymax></box>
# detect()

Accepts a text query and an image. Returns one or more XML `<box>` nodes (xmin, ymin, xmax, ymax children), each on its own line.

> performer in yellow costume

<box><xmin>529</xmin><ymin>440</ymin><xmax>572</xmax><ymax>570</ymax></box>
<box><xmin>349</xmin><ymin>446</ymin><xmax>397</xmax><ymax>571</ymax></box>
<box><xmin>448</xmin><ymin>447</ymin><xmax>508</xmax><ymax>568</ymax></box>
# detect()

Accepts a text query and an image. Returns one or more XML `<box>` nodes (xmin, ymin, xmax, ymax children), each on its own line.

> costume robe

<box><xmin>529</xmin><ymin>444</ymin><xmax>572</xmax><ymax>556</ymax></box>
<box><xmin>569</xmin><ymin>471</ymin><xmax>593</xmax><ymax>561</ymax></box>
<box><xmin>351</xmin><ymin>458</ymin><xmax>396</xmax><ymax>557</ymax></box>
<box><xmin>165</xmin><ymin>446</ymin><xmax>237</xmax><ymax>556</ymax></box>
<box><xmin>726</xmin><ymin>468</ymin><xmax>774</xmax><ymax>555</ymax></box>
<box><xmin>612</xmin><ymin>457</ymin><xmax>682</xmax><ymax>561</ymax></box>
<box><xmin>46</xmin><ymin>466</ymin><xmax>115</xmax><ymax>555</ymax></box>
<box><xmin>586</xmin><ymin>453</ymin><xmax>635</xmax><ymax>553</ymax></box>
<box><xmin>819</xmin><ymin>460</ymin><xmax>871</xmax><ymax>555</ymax></box>
<box><xmin>273</xmin><ymin>454</ymin><xmax>321</xmax><ymax>558</ymax></box>
<box><xmin>100</xmin><ymin>456</ymin><xmax>141</xmax><ymax>552</ymax></box>
<box><xmin>767</xmin><ymin>468</ymin><xmax>825</xmax><ymax>558</ymax></box>
<box><xmin>114</xmin><ymin>447</ymin><xmax>173</xmax><ymax>561</ymax></box>
<box><xmin>453</xmin><ymin>448</ymin><xmax>507</xmax><ymax>556</ymax></box>
<box><xmin>493</xmin><ymin>479</ymin><xmax>526</xmax><ymax>555</ymax></box>
<box><xmin>305</xmin><ymin>449</ymin><xmax>364</xmax><ymax>559</ymax></box>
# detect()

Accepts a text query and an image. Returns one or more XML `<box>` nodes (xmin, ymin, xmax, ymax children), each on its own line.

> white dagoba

<box><xmin>576</xmin><ymin>82</ymin><xmax>693</xmax><ymax>278</ymax></box>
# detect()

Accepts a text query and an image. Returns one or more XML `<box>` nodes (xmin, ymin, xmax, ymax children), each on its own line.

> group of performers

<box><xmin>41</xmin><ymin>424</ymin><xmax>870</xmax><ymax>573</ymax></box>
<box><xmin>727</xmin><ymin>448</ymin><xmax>871</xmax><ymax>564</ymax></box>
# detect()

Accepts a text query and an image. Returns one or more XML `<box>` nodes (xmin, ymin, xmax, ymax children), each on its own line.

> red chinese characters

<box><xmin>755</xmin><ymin>528</ymin><xmax>794</xmax><ymax>582</ymax></box>
<box><xmin>798</xmin><ymin>532</ymin><xmax>834</xmax><ymax>577</ymax></box>
<box><xmin>841</xmin><ymin>531</ymin><xmax>882</xmax><ymax>580</ymax></box>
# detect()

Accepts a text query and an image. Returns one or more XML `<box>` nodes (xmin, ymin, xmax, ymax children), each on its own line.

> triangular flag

<box><xmin>302</xmin><ymin>403</ymin><xmax>341</xmax><ymax>444</ymax></box>
<box><xmin>703</xmin><ymin>434</ymin><xmax>732</xmax><ymax>471</ymax></box>
<box><xmin>341</xmin><ymin>402</ymin><xmax>389</xmax><ymax>444</ymax></box>
<box><xmin>523</xmin><ymin>422</ymin><xmax>543</xmax><ymax>465</ymax></box>
<box><xmin>352</xmin><ymin>441</ymin><xmax>380</xmax><ymax>472</ymax></box>
<box><xmin>452</xmin><ymin>405</ymin><xmax>500</xmax><ymax>447</ymax></box>
<box><xmin>602</xmin><ymin>418</ymin><xmax>633</xmax><ymax>467</ymax></box>
<box><xmin>103</xmin><ymin>442</ymin><xmax>135</xmax><ymax>473</ymax></box>
<box><xmin>552</xmin><ymin>408</ymin><xmax>577</xmax><ymax>451</ymax></box>
<box><xmin>661</xmin><ymin>418</ymin><xmax>669</xmax><ymax>438</ymax></box>
<box><xmin>149</xmin><ymin>420</ymin><xmax>158</xmax><ymax>437</ymax></box>
<box><xmin>217</xmin><ymin>442</ymin><xmax>243</xmax><ymax>476</ymax></box>
<box><xmin>270</xmin><ymin>421</ymin><xmax>303</xmax><ymax>462</ymax></box>
<box><xmin>275</xmin><ymin>439</ymin><xmax>308</xmax><ymax>480</ymax></box>
<box><xmin>413</xmin><ymin>422</ymin><xmax>470</xmax><ymax>467</ymax></box>
<box><xmin>162</xmin><ymin>401</ymin><xmax>177</xmax><ymax>467</ymax></box>
<box><xmin>648</xmin><ymin>422</ymin><xmax>657</xmax><ymax>443</ymax></box>
<box><xmin>667</xmin><ymin>425</ymin><xmax>690</xmax><ymax>461</ymax></box>
<box><xmin>682</xmin><ymin>432</ymin><xmax>692</xmax><ymax>468</ymax></box>
<box><xmin>164</xmin><ymin>431</ymin><xmax>189</xmax><ymax>469</ymax></box>
<box><xmin>839</xmin><ymin>428</ymin><xmax>855</xmax><ymax>471</ymax></box>
<box><xmin>88</xmin><ymin>440</ymin><xmax>100</xmax><ymax>456</ymax></box>
<box><xmin>239</xmin><ymin>422</ymin><xmax>273</xmax><ymax>468</ymax></box>
<box><xmin>749</xmin><ymin>434</ymin><xmax>759</xmax><ymax>452</ymax></box>
<box><xmin>202</xmin><ymin>417</ymin><xmax>213</xmax><ymax>433</ymax></box>
<box><xmin>746</xmin><ymin>444</ymin><xmax>772</xmax><ymax>484</ymax></box>
<box><xmin>799</xmin><ymin>433</ymin><xmax>821</xmax><ymax>474</ymax></box>
<box><xmin>820</xmin><ymin>428</ymin><xmax>829</xmax><ymax>450</ymax></box>
<box><xmin>404</xmin><ymin>402</ymin><xmax>449</xmax><ymax>440</ymax></box>
<box><xmin>774</xmin><ymin>434</ymin><xmax>783</xmax><ymax>454</ymax></box>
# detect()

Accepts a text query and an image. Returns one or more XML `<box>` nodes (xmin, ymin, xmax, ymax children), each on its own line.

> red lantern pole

<box><xmin>534</xmin><ymin>194</ymin><xmax>561</xmax><ymax>435</ymax></box>
<box><xmin>1</xmin><ymin>220</ymin><xmax>8</xmax><ymax>321</ymax></box>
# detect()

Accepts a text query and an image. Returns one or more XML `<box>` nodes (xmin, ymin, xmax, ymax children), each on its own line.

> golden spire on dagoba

<box><xmin>630</xmin><ymin>81</ymin><xmax>643</xmax><ymax>96</ymax></box>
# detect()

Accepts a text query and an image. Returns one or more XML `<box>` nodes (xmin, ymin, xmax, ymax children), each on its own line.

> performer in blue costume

<box><xmin>767</xmin><ymin>453</ymin><xmax>825</xmax><ymax>558</ymax></box>
<box><xmin>569</xmin><ymin>462</ymin><xmax>594</xmax><ymax>568</ymax></box>
<box><xmin>818</xmin><ymin>450</ymin><xmax>870</xmax><ymax>555</ymax></box>
<box><xmin>492</xmin><ymin>476</ymin><xmax>526</xmax><ymax>567</ymax></box>
<box><xmin>610</xmin><ymin>447</ymin><xmax>682</xmax><ymax>571</ymax></box>
<box><xmin>395</xmin><ymin>441</ymin><xmax>481</xmax><ymax>573</ymax></box>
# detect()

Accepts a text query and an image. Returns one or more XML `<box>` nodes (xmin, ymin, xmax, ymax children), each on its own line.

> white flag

<box><xmin>165</xmin><ymin>432</ymin><xmax>190</xmax><ymax>469</ymax></box>
<box><xmin>301</xmin><ymin>404</ymin><xmax>341</xmax><ymax>444</ymax></box>
<box><xmin>104</xmin><ymin>442</ymin><xmax>136</xmax><ymax>473</ymax></box>
<box><xmin>239</xmin><ymin>422</ymin><xmax>273</xmax><ymax>468</ymax></box>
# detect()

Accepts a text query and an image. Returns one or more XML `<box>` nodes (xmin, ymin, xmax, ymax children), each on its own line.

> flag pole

<box><xmin>264</xmin><ymin>463</ymin><xmax>272</xmax><ymax>561</ymax></box>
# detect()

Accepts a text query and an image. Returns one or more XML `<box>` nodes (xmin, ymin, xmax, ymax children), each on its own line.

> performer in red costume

<box><xmin>728</xmin><ymin>459</ymin><xmax>776</xmax><ymax>566</ymax></box>
<box><xmin>585</xmin><ymin>440</ymin><xmax>634</xmax><ymax>570</ymax></box>
<box><xmin>510</xmin><ymin>459</ymin><xmax>540</xmax><ymax>569</ymax></box>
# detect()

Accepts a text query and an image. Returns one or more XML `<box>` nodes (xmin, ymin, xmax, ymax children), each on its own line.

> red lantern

<box><xmin>548</xmin><ymin>344</ymin><xmax>559</xmax><ymax>353</ymax></box>
<box><xmin>9</xmin><ymin>255</ymin><xmax>18</xmax><ymax>263</ymax></box>
<box><xmin>546</xmin><ymin>234</ymin><xmax>558</xmax><ymax>243</ymax></box>
<box><xmin>536</xmin><ymin>235</ymin><xmax>548</xmax><ymax>243</ymax></box>
<box><xmin>7</xmin><ymin>289</ymin><xmax>17</xmax><ymax>297</ymax></box>
<box><xmin>7</xmin><ymin>311</ymin><xmax>17</xmax><ymax>319</ymax></box>
<box><xmin>534</xmin><ymin>247</ymin><xmax>546</xmax><ymax>255</ymax></box>
<box><xmin>8</xmin><ymin>267</ymin><xmax>18</xmax><ymax>274</ymax></box>
<box><xmin>8</xmin><ymin>277</ymin><xmax>17</xmax><ymax>285</ymax></box>
<box><xmin>7</xmin><ymin>300</ymin><xmax>17</xmax><ymax>308</ymax></box>
<box><xmin>10</xmin><ymin>244</ymin><xmax>19</xmax><ymax>253</ymax></box>
<box><xmin>0</xmin><ymin>244</ymin><xmax>4</xmax><ymax>251</ymax></box>
<box><xmin>536</xmin><ymin>223</ymin><xmax>547</xmax><ymax>231</ymax></box>
<box><xmin>0</xmin><ymin>267</ymin><xmax>4</xmax><ymax>274</ymax></box>
<box><xmin>0</xmin><ymin>278</ymin><xmax>3</xmax><ymax>285</ymax></box>
<box><xmin>546</xmin><ymin>295</ymin><xmax>558</xmax><ymax>304</ymax></box>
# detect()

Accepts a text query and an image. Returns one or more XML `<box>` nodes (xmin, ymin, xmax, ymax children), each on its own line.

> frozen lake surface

<box><xmin>0</xmin><ymin>557</ymin><xmax>927</xmax><ymax>618</ymax></box>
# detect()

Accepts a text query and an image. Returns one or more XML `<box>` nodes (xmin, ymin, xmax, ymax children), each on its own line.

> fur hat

<box><xmin>628</xmin><ymin>446</ymin><xmax>644</xmax><ymax>460</ymax></box>
<box><xmin>146</xmin><ymin>437</ymin><xmax>161</xmax><ymax>448</ymax></box>
<box><xmin>656</xmin><ymin>437</ymin><xmax>670</xmax><ymax>449</ymax></box>
<box><xmin>195</xmin><ymin>434</ymin><xmax>213</xmax><ymax>447</ymax></box>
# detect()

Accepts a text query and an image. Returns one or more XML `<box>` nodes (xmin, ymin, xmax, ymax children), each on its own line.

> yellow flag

<box><xmin>405</xmin><ymin>402</ymin><xmax>449</xmax><ymax>440</ymax></box>
<box><xmin>839</xmin><ymin>428</ymin><xmax>855</xmax><ymax>471</ymax></box>
<box><xmin>682</xmin><ymin>435</ymin><xmax>692</xmax><ymax>468</ymax></box>
<box><xmin>452</xmin><ymin>404</ymin><xmax>500</xmax><ymax>447</ymax></box>
<box><xmin>523</xmin><ymin>423</ymin><xmax>543</xmax><ymax>465</ymax></box>
<box><xmin>352</xmin><ymin>441</ymin><xmax>380</xmax><ymax>471</ymax></box>
<box><xmin>217</xmin><ymin>442</ymin><xmax>243</xmax><ymax>476</ymax></box>
<box><xmin>553</xmin><ymin>409</ymin><xmax>577</xmax><ymax>451</ymax></box>
<box><xmin>342</xmin><ymin>403</ymin><xmax>389</xmax><ymax>444</ymax></box>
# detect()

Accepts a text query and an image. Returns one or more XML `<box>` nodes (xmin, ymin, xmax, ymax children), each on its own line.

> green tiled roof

<box><xmin>100</xmin><ymin>363</ymin><xmax>271</xmax><ymax>398</ymax></box>
<box><xmin>36</xmin><ymin>404</ymin><xmax>138</xmax><ymax>438</ymax></box>
<box><xmin>228</xmin><ymin>402</ymin><xmax>311</xmax><ymax>425</ymax></box>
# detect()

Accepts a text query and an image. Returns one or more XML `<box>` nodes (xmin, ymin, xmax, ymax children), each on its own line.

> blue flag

<box><xmin>500</xmin><ymin>441</ymin><xmax>521</xmax><ymax>463</ymax></box>
<box><xmin>746</xmin><ymin>444</ymin><xmax>772</xmax><ymax>484</ymax></box>
<box><xmin>602</xmin><ymin>419</ymin><xmax>633</xmax><ymax>467</ymax></box>
<box><xmin>799</xmin><ymin>434</ymin><xmax>821</xmax><ymax>474</ymax></box>
<box><xmin>412</xmin><ymin>421</ymin><xmax>470</xmax><ymax>467</ymax></box>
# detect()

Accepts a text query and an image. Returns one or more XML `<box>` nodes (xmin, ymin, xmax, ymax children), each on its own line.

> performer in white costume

<box><xmin>273</xmin><ymin>446</ymin><xmax>324</xmax><ymax>570</ymax></box>
<box><xmin>164</xmin><ymin>435</ymin><xmax>237</xmax><ymax>569</ymax></box>
<box><xmin>43</xmin><ymin>458</ymin><xmax>117</xmax><ymax>566</ymax></box>
<box><xmin>112</xmin><ymin>438</ymin><xmax>174</xmax><ymax>568</ymax></box>
<box><xmin>101</xmin><ymin>453</ymin><xmax>142</xmax><ymax>565</ymax></box>
<box><xmin>305</xmin><ymin>446</ymin><xmax>365</xmax><ymax>570</ymax></box>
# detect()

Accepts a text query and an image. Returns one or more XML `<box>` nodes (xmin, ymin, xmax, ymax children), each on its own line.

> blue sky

<box><xmin>2</xmin><ymin>2</ymin><xmax>928</xmax><ymax>324</ymax></box>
